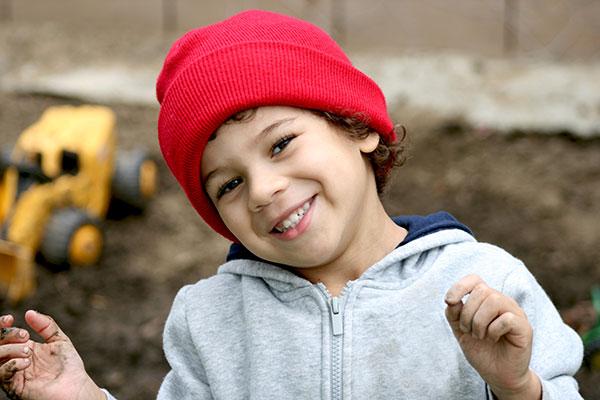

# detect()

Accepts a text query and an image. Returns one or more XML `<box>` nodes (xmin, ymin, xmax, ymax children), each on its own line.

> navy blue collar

<box><xmin>392</xmin><ymin>211</ymin><xmax>472</xmax><ymax>244</ymax></box>
<box><xmin>226</xmin><ymin>211</ymin><xmax>472</xmax><ymax>262</ymax></box>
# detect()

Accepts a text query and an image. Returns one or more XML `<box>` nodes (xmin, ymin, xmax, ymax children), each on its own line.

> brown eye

<box><xmin>217</xmin><ymin>177</ymin><xmax>243</xmax><ymax>199</ymax></box>
<box><xmin>271</xmin><ymin>135</ymin><xmax>295</xmax><ymax>156</ymax></box>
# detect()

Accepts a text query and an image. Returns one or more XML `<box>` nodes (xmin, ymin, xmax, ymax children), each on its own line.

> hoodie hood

<box><xmin>218</xmin><ymin>212</ymin><xmax>474</xmax><ymax>291</ymax></box>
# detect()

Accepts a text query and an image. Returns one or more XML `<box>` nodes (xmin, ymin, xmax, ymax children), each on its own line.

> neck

<box><xmin>291</xmin><ymin>200</ymin><xmax>407</xmax><ymax>297</ymax></box>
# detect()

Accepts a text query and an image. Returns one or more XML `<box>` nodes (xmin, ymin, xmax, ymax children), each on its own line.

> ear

<box><xmin>359</xmin><ymin>132</ymin><xmax>380</xmax><ymax>154</ymax></box>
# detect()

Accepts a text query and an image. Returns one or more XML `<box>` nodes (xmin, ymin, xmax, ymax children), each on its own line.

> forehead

<box><xmin>219</xmin><ymin>106</ymin><xmax>304</xmax><ymax>136</ymax></box>
<box><xmin>201</xmin><ymin>106</ymin><xmax>305</xmax><ymax>169</ymax></box>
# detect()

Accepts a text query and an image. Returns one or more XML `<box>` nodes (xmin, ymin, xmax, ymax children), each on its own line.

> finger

<box><xmin>445</xmin><ymin>274</ymin><xmax>485</xmax><ymax>305</ymax></box>
<box><xmin>472</xmin><ymin>291</ymin><xmax>511</xmax><ymax>340</ymax></box>
<box><xmin>0</xmin><ymin>342</ymin><xmax>33</xmax><ymax>362</ymax></box>
<box><xmin>458</xmin><ymin>282</ymin><xmax>492</xmax><ymax>335</ymax></box>
<box><xmin>0</xmin><ymin>327</ymin><xmax>30</xmax><ymax>345</ymax></box>
<box><xmin>473</xmin><ymin>292</ymin><xmax>524</xmax><ymax>340</ymax></box>
<box><xmin>0</xmin><ymin>357</ymin><xmax>31</xmax><ymax>378</ymax></box>
<box><xmin>488</xmin><ymin>312</ymin><xmax>531</xmax><ymax>348</ymax></box>
<box><xmin>0</xmin><ymin>315</ymin><xmax>14</xmax><ymax>328</ymax></box>
<box><xmin>24</xmin><ymin>310</ymin><xmax>66</xmax><ymax>344</ymax></box>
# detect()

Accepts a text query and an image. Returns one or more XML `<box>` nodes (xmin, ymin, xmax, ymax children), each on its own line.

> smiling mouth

<box><xmin>272</xmin><ymin>200</ymin><xmax>311</xmax><ymax>233</ymax></box>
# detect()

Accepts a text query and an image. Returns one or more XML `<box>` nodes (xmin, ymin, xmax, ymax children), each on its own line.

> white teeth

<box><xmin>275</xmin><ymin>201</ymin><xmax>311</xmax><ymax>233</ymax></box>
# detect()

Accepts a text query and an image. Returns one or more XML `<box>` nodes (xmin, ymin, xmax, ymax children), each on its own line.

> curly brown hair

<box><xmin>222</xmin><ymin>108</ymin><xmax>407</xmax><ymax>194</ymax></box>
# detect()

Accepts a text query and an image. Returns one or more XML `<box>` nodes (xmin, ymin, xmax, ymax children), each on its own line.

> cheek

<box><xmin>218</xmin><ymin>203</ymin><xmax>248</xmax><ymax>235</ymax></box>
<box><xmin>302</xmin><ymin>143</ymin><xmax>366</xmax><ymax>183</ymax></box>
<box><xmin>295</xmin><ymin>140</ymin><xmax>353</xmax><ymax>174</ymax></box>
<box><xmin>219</xmin><ymin>203</ymin><xmax>268</xmax><ymax>248</ymax></box>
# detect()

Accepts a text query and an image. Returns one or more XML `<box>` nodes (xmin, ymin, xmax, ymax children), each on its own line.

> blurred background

<box><xmin>1</xmin><ymin>1</ymin><xmax>599</xmax><ymax>398</ymax></box>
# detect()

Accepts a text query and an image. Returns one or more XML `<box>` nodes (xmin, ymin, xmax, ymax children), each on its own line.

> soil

<box><xmin>0</xmin><ymin>15</ymin><xmax>599</xmax><ymax>400</ymax></box>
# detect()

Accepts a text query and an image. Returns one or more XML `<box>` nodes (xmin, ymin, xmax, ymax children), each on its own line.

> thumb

<box><xmin>0</xmin><ymin>314</ymin><xmax>14</xmax><ymax>329</ymax></box>
<box><xmin>24</xmin><ymin>310</ymin><xmax>68</xmax><ymax>343</ymax></box>
<box><xmin>444</xmin><ymin>300</ymin><xmax>464</xmax><ymax>338</ymax></box>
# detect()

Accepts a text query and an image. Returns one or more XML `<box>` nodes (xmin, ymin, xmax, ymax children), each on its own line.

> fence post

<box><xmin>0</xmin><ymin>0</ymin><xmax>13</xmax><ymax>22</ymax></box>
<box><xmin>162</xmin><ymin>0</ymin><xmax>178</xmax><ymax>33</ymax></box>
<box><xmin>503</xmin><ymin>0</ymin><xmax>519</xmax><ymax>56</ymax></box>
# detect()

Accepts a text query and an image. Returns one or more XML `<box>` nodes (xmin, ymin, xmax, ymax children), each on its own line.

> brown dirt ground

<box><xmin>1</xmin><ymin>92</ymin><xmax>599</xmax><ymax>399</ymax></box>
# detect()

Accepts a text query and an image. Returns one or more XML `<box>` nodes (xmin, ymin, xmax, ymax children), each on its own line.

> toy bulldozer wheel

<box><xmin>40</xmin><ymin>208</ymin><xmax>104</xmax><ymax>267</ymax></box>
<box><xmin>111</xmin><ymin>150</ymin><xmax>157</xmax><ymax>211</ymax></box>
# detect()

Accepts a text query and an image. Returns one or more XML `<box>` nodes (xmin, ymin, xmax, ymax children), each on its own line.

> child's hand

<box><xmin>0</xmin><ymin>311</ymin><xmax>105</xmax><ymax>400</ymax></box>
<box><xmin>445</xmin><ymin>275</ymin><xmax>542</xmax><ymax>400</ymax></box>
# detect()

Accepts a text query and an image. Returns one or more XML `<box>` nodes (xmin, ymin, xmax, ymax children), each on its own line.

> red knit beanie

<box><xmin>156</xmin><ymin>9</ymin><xmax>395</xmax><ymax>242</ymax></box>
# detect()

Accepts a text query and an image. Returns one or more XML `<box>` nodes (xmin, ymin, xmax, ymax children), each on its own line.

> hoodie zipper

<box><xmin>318</xmin><ymin>284</ymin><xmax>345</xmax><ymax>400</ymax></box>
<box><xmin>330</xmin><ymin>297</ymin><xmax>343</xmax><ymax>336</ymax></box>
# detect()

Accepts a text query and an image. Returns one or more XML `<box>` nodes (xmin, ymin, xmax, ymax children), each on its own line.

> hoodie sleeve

<box><xmin>501</xmin><ymin>264</ymin><xmax>583</xmax><ymax>400</ymax></box>
<box><xmin>157</xmin><ymin>285</ymin><xmax>214</xmax><ymax>400</ymax></box>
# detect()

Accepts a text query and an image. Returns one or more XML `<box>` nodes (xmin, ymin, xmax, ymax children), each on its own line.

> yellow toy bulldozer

<box><xmin>0</xmin><ymin>105</ymin><xmax>157</xmax><ymax>303</ymax></box>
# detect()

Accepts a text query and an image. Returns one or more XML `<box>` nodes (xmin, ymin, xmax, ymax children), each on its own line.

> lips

<box><xmin>273</xmin><ymin>201</ymin><xmax>311</xmax><ymax>233</ymax></box>
<box><xmin>270</xmin><ymin>196</ymin><xmax>314</xmax><ymax>234</ymax></box>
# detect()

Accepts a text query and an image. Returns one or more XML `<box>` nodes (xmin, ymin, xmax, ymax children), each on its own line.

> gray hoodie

<box><xmin>153</xmin><ymin>213</ymin><xmax>582</xmax><ymax>400</ymax></box>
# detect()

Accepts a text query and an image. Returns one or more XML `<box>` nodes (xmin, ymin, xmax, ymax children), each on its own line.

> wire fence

<box><xmin>1</xmin><ymin>0</ymin><xmax>599</xmax><ymax>60</ymax></box>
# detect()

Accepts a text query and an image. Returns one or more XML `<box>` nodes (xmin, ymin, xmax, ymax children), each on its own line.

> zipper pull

<box><xmin>330</xmin><ymin>297</ymin><xmax>343</xmax><ymax>336</ymax></box>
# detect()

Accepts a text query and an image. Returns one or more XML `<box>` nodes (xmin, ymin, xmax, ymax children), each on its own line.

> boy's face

<box><xmin>201</xmin><ymin>106</ymin><xmax>380</xmax><ymax>269</ymax></box>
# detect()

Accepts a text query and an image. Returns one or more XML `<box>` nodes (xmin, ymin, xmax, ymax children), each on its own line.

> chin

<box><xmin>285</xmin><ymin>248</ymin><xmax>340</xmax><ymax>269</ymax></box>
<box><xmin>249</xmin><ymin>233</ymin><xmax>341</xmax><ymax>267</ymax></box>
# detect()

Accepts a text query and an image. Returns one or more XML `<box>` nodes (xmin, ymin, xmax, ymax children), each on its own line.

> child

<box><xmin>0</xmin><ymin>10</ymin><xmax>583</xmax><ymax>400</ymax></box>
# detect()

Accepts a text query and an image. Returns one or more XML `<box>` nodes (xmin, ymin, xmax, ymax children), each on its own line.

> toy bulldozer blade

<box><xmin>0</xmin><ymin>239</ymin><xmax>35</xmax><ymax>304</ymax></box>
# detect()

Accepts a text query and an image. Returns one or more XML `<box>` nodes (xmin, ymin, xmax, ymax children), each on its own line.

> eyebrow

<box><xmin>255</xmin><ymin>117</ymin><xmax>297</xmax><ymax>144</ymax></box>
<box><xmin>203</xmin><ymin>116</ymin><xmax>297</xmax><ymax>190</ymax></box>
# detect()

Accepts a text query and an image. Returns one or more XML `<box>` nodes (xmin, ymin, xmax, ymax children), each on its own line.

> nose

<box><xmin>247</xmin><ymin>168</ymin><xmax>288</xmax><ymax>212</ymax></box>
